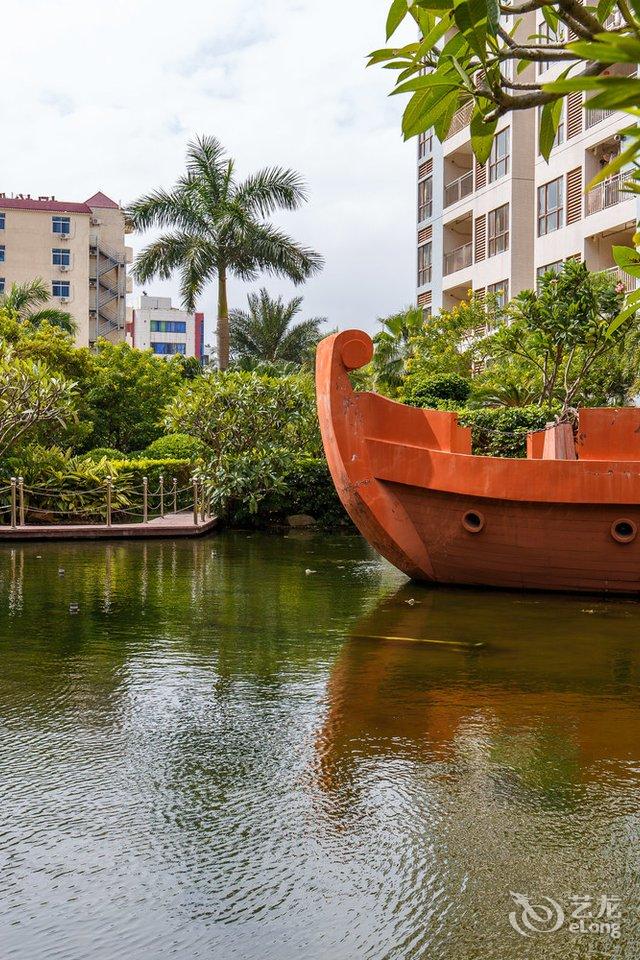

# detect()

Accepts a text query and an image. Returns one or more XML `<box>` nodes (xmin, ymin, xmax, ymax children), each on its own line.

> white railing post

<box><xmin>18</xmin><ymin>477</ymin><xmax>24</xmax><ymax>526</ymax></box>
<box><xmin>10</xmin><ymin>478</ymin><xmax>16</xmax><ymax>529</ymax></box>
<box><xmin>106</xmin><ymin>477</ymin><xmax>112</xmax><ymax>527</ymax></box>
<box><xmin>143</xmin><ymin>477</ymin><xmax>148</xmax><ymax>524</ymax></box>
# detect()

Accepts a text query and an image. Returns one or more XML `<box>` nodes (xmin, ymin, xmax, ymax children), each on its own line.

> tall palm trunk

<box><xmin>217</xmin><ymin>269</ymin><xmax>230</xmax><ymax>370</ymax></box>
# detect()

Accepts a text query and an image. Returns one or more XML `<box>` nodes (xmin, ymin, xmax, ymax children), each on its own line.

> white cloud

<box><xmin>2</xmin><ymin>0</ymin><xmax>415</xmax><ymax>341</ymax></box>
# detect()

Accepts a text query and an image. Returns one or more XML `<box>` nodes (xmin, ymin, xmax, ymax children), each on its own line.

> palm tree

<box><xmin>0</xmin><ymin>279</ymin><xmax>76</xmax><ymax>334</ymax></box>
<box><xmin>126</xmin><ymin>135</ymin><xmax>324</xmax><ymax>369</ymax></box>
<box><xmin>372</xmin><ymin>306</ymin><xmax>425</xmax><ymax>393</ymax></box>
<box><xmin>229</xmin><ymin>288</ymin><xmax>326</xmax><ymax>367</ymax></box>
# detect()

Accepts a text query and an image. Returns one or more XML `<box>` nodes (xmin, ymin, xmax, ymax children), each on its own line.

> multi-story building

<box><xmin>127</xmin><ymin>295</ymin><xmax>205</xmax><ymax>361</ymax></box>
<box><xmin>0</xmin><ymin>191</ymin><xmax>132</xmax><ymax>347</ymax></box>
<box><xmin>417</xmin><ymin>20</ymin><xmax>639</xmax><ymax>316</ymax></box>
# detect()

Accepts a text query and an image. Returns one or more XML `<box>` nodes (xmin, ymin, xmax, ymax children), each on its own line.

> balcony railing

<box><xmin>586</xmin><ymin>173</ymin><xmax>630</xmax><ymax>215</ymax></box>
<box><xmin>443</xmin><ymin>241</ymin><xmax>473</xmax><ymax>276</ymax></box>
<box><xmin>445</xmin><ymin>102</ymin><xmax>473</xmax><ymax>140</ymax></box>
<box><xmin>444</xmin><ymin>170</ymin><xmax>474</xmax><ymax>207</ymax></box>
<box><xmin>600</xmin><ymin>266</ymin><xmax>638</xmax><ymax>291</ymax></box>
<box><xmin>585</xmin><ymin>105</ymin><xmax>615</xmax><ymax>128</ymax></box>
<box><xmin>418</xmin><ymin>265</ymin><xmax>432</xmax><ymax>286</ymax></box>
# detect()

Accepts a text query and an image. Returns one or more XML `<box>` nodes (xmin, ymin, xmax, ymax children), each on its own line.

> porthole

<box><xmin>462</xmin><ymin>510</ymin><xmax>485</xmax><ymax>534</ymax></box>
<box><xmin>611</xmin><ymin>519</ymin><xmax>637</xmax><ymax>544</ymax></box>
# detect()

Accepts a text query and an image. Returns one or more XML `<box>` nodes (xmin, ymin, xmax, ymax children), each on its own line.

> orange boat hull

<box><xmin>316</xmin><ymin>329</ymin><xmax>640</xmax><ymax>594</ymax></box>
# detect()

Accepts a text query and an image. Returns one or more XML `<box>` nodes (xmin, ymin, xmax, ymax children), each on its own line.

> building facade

<box><xmin>0</xmin><ymin>191</ymin><xmax>132</xmax><ymax>347</ymax></box>
<box><xmin>416</xmin><ymin>24</ymin><xmax>639</xmax><ymax>316</ymax></box>
<box><xmin>127</xmin><ymin>295</ymin><xmax>205</xmax><ymax>361</ymax></box>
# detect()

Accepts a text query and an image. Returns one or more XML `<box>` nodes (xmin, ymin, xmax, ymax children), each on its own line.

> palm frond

<box><xmin>235</xmin><ymin>167</ymin><xmax>308</xmax><ymax>217</ymax></box>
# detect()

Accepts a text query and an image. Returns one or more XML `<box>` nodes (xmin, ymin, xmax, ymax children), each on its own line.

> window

<box><xmin>538</xmin><ymin>177</ymin><xmax>563</xmax><ymax>235</ymax></box>
<box><xmin>487</xmin><ymin>204</ymin><xmax>509</xmax><ymax>257</ymax></box>
<box><xmin>0</xmin><ymin>278</ymin><xmax>4</xmax><ymax>294</ymax></box>
<box><xmin>0</xmin><ymin>245</ymin><xmax>4</xmax><ymax>263</ymax></box>
<box><xmin>52</xmin><ymin>215</ymin><xmax>71</xmax><ymax>235</ymax></box>
<box><xmin>418</xmin><ymin>242</ymin><xmax>432</xmax><ymax>285</ymax></box>
<box><xmin>536</xmin><ymin>260</ymin><xmax>563</xmax><ymax>289</ymax></box>
<box><xmin>0</xmin><ymin>213</ymin><xmax>5</xmax><ymax>230</ymax></box>
<box><xmin>150</xmin><ymin>319</ymin><xmax>187</xmax><ymax>333</ymax></box>
<box><xmin>52</xmin><ymin>248</ymin><xmax>71</xmax><ymax>266</ymax></box>
<box><xmin>418</xmin><ymin>177</ymin><xmax>433</xmax><ymax>221</ymax></box>
<box><xmin>52</xmin><ymin>280</ymin><xmax>70</xmax><ymax>298</ymax></box>
<box><xmin>488</xmin><ymin>128</ymin><xmax>510</xmax><ymax>183</ymax></box>
<box><xmin>418</xmin><ymin>130</ymin><xmax>433</xmax><ymax>159</ymax></box>
<box><xmin>151</xmin><ymin>342</ymin><xmax>187</xmax><ymax>355</ymax></box>
<box><xmin>487</xmin><ymin>280</ymin><xmax>509</xmax><ymax>308</ymax></box>
<box><xmin>537</xmin><ymin>21</ymin><xmax>564</xmax><ymax>74</ymax></box>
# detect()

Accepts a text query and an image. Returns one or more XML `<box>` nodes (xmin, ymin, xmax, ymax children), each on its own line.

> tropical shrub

<box><xmin>144</xmin><ymin>433</ymin><xmax>208</xmax><ymax>462</ymax></box>
<box><xmin>164</xmin><ymin>369</ymin><xmax>340</xmax><ymax>522</ymax></box>
<box><xmin>84</xmin><ymin>341</ymin><xmax>184</xmax><ymax>453</ymax></box>
<box><xmin>458</xmin><ymin>407</ymin><xmax>560</xmax><ymax>459</ymax></box>
<box><xmin>0</xmin><ymin>350</ymin><xmax>78</xmax><ymax>461</ymax></box>
<box><xmin>85</xmin><ymin>447</ymin><xmax>125</xmax><ymax>462</ymax></box>
<box><xmin>402</xmin><ymin>372</ymin><xmax>471</xmax><ymax>408</ymax></box>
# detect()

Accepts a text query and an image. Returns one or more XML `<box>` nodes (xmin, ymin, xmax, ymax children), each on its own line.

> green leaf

<box><xmin>470</xmin><ymin>106</ymin><xmax>497</xmax><ymax>163</ymax></box>
<box><xmin>538</xmin><ymin>98</ymin><xmax>563</xmax><ymax>162</ymax></box>
<box><xmin>612</xmin><ymin>245</ymin><xmax>640</xmax><ymax>278</ymax></box>
<box><xmin>607</xmin><ymin>290</ymin><xmax>640</xmax><ymax>336</ymax></box>
<box><xmin>386</xmin><ymin>0</ymin><xmax>410</xmax><ymax>40</ymax></box>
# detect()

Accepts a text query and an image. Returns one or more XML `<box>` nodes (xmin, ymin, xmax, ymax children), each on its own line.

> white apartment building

<box><xmin>0</xmin><ymin>191</ymin><xmax>133</xmax><ymax>347</ymax></box>
<box><xmin>417</xmin><ymin>16</ymin><xmax>639</xmax><ymax>315</ymax></box>
<box><xmin>127</xmin><ymin>295</ymin><xmax>205</xmax><ymax>361</ymax></box>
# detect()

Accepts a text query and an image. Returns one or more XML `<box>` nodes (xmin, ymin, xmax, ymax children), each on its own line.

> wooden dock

<box><xmin>0</xmin><ymin>511</ymin><xmax>218</xmax><ymax>542</ymax></box>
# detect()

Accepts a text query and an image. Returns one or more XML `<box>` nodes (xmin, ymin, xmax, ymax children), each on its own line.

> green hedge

<box><xmin>144</xmin><ymin>433</ymin><xmax>208</xmax><ymax>462</ymax></box>
<box><xmin>402</xmin><ymin>372</ymin><xmax>472</xmax><ymax>408</ymax></box>
<box><xmin>110</xmin><ymin>458</ymin><xmax>194</xmax><ymax>487</ymax></box>
<box><xmin>457</xmin><ymin>406</ymin><xmax>560</xmax><ymax>458</ymax></box>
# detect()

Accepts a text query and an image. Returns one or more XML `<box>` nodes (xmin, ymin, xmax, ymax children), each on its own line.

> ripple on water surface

<box><xmin>0</xmin><ymin>533</ymin><xmax>638</xmax><ymax>960</ymax></box>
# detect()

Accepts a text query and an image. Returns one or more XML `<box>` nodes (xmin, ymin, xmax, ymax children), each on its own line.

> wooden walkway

<box><xmin>0</xmin><ymin>511</ymin><xmax>218</xmax><ymax>542</ymax></box>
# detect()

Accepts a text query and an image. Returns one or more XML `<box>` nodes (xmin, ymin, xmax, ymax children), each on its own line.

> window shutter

<box><xmin>567</xmin><ymin>93</ymin><xmax>582</xmax><ymax>139</ymax></box>
<box><xmin>475</xmin><ymin>161</ymin><xmax>486</xmax><ymax>190</ymax></box>
<box><xmin>474</xmin><ymin>214</ymin><xmax>486</xmax><ymax>262</ymax></box>
<box><xmin>418</xmin><ymin>159</ymin><xmax>433</xmax><ymax>180</ymax></box>
<box><xmin>566</xmin><ymin>167</ymin><xmax>582</xmax><ymax>223</ymax></box>
<box><xmin>417</xmin><ymin>291</ymin><xmax>432</xmax><ymax>308</ymax></box>
<box><xmin>418</xmin><ymin>225</ymin><xmax>432</xmax><ymax>244</ymax></box>
<box><xmin>474</xmin><ymin>286</ymin><xmax>485</xmax><ymax>299</ymax></box>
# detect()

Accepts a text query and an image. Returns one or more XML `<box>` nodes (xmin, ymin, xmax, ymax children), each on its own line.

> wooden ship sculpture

<box><xmin>316</xmin><ymin>329</ymin><xmax>640</xmax><ymax>594</ymax></box>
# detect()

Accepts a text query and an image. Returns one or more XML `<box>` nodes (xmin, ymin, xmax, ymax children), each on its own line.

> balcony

<box><xmin>445</xmin><ymin>102</ymin><xmax>473</xmax><ymax>140</ymax></box>
<box><xmin>586</xmin><ymin>173</ymin><xmax>630</xmax><ymax>215</ymax></box>
<box><xmin>444</xmin><ymin>170</ymin><xmax>473</xmax><ymax>207</ymax></box>
<box><xmin>443</xmin><ymin>241</ymin><xmax>473</xmax><ymax>276</ymax></box>
<box><xmin>600</xmin><ymin>265</ymin><xmax>638</xmax><ymax>291</ymax></box>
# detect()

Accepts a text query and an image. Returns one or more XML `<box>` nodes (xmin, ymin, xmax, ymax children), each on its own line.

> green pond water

<box><xmin>0</xmin><ymin>531</ymin><xmax>638</xmax><ymax>960</ymax></box>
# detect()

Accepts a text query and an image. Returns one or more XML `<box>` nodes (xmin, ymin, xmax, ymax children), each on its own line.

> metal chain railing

<box><xmin>0</xmin><ymin>475</ymin><xmax>212</xmax><ymax>530</ymax></box>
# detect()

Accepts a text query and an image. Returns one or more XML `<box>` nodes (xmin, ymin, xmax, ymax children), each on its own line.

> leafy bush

<box><xmin>402</xmin><ymin>372</ymin><xmax>472</xmax><ymax>408</ymax></box>
<box><xmin>458</xmin><ymin>406</ymin><xmax>560</xmax><ymax>458</ymax></box>
<box><xmin>85</xmin><ymin>447</ymin><xmax>124</xmax><ymax>462</ymax></box>
<box><xmin>144</xmin><ymin>433</ymin><xmax>207</xmax><ymax>462</ymax></box>
<box><xmin>110</xmin><ymin>458</ymin><xmax>193</xmax><ymax>488</ymax></box>
<box><xmin>166</xmin><ymin>370</ymin><xmax>327</xmax><ymax>521</ymax></box>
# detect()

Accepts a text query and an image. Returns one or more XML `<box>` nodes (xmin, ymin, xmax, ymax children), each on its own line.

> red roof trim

<box><xmin>0</xmin><ymin>197</ymin><xmax>92</xmax><ymax>214</ymax></box>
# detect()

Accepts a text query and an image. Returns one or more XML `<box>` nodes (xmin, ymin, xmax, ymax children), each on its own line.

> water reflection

<box><xmin>0</xmin><ymin>538</ymin><xmax>638</xmax><ymax>960</ymax></box>
<box><xmin>315</xmin><ymin>584</ymin><xmax>640</xmax><ymax>957</ymax></box>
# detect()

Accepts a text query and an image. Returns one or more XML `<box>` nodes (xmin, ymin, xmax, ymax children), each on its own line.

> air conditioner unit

<box><xmin>614</xmin><ymin>134</ymin><xmax>624</xmax><ymax>143</ymax></box>
<box><xmin>91</xmin><ymin>218</ymin><xmax>102</xmax><ymax>226</ymax></box>
<box><xmin>59</xmin><ymin>297</ymin><xmax>69</xmax><ymax>303</ymax></box>
<box><xmin>60</xmin><ymin>265</ymin><xmax>70</xmax><ymax>272</ymax></box>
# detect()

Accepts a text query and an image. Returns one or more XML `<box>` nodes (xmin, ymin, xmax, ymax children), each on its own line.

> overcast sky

<box><xmin>2</xmin><ymin>0</ymin><xmax>415</xmax><ymax>344</ymax></box>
